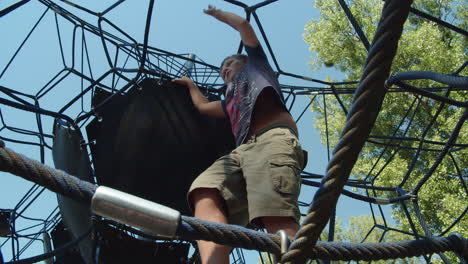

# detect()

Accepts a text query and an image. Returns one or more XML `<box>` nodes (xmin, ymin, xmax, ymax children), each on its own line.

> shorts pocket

<box><xmin>269</xmin><ymin>158</ymin><xmax>301</xmax><ymax>195</ymax></box>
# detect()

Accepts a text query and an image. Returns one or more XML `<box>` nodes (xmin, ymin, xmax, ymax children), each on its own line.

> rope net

<box><xmin>0</xmin><ymin>0</ymin><xmax>466</xmax><ymax>263</ymax></box>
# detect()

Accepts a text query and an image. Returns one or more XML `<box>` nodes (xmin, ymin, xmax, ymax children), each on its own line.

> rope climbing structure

<box><xmin>0</xmin><ymin>0</ymin><xmax>466</xmax><ymax>263</ymax></box>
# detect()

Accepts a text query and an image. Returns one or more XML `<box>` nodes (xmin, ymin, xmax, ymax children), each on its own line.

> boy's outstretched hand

<box><xmin>201</xmin><ymin>4</ymin><xmax>259</xmax><ymax>47</ymax></box>
<box><xmin>203</xmin><ymin>5</ymin><xmax>220</xmax><ymax>17</ymax></box>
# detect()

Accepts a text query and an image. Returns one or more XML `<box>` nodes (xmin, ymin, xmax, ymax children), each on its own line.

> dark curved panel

<box><xmin>52</xmin><ymin>125</ymin><xmax>94</xmax><ymax>264</ymax></box>
<box><xmin>86</xmin><ymin>78</ymin><xmax>234</xmax><ymax>215</ymax></box>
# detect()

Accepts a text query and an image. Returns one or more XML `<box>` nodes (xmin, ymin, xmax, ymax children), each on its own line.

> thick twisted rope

<box><xmin>0</xmin><ymin>140</ymin><xmax>467</xmax><ymax>262</ymax></box>
<box><xmin>386</xmin><ymin>70</ymin><xmax>468</xmax><ymax>88</ymax></box>
<box><xmin>283</xmin><ymin>1</ymin><xmax>413</xmax><ymax>263</ymax></box>
<box><xmin>179</xmin><ymin>216</ymin><xmax>282</xmax><ymax>255</ymax></box>
<box><xmin>303</xmin><ymin>234</ymin><xmax>467</xmax><ymax>261</ymax></box>
<box><xmin>178</xmin><ymin>215</ymin><xmax>468</xmax><ymax>261</ymax></box>
<box><xmin>0</xmin><ymin>140</ymin><xmax>96</xmax><ymax>204</ymax></box>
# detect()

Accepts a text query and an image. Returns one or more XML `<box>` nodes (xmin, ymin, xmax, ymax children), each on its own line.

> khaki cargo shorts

<box><xmin>188</xmin><ymin>125</ymin><xmax>304</xmax><ymax>226</ymax></box>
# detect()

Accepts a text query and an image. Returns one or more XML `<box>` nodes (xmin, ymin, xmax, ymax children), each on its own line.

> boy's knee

<box><xmin>259</xmin><ymin>216</ymin><xmax>299</xmax><ymax>237</ymax></box>
<box><xmin>191</xmin><ymin>188</ymin><xmax>222</xmax><ymax>204</ymax></box>
<box><xmin>191</xmin><ymin>188</ymin><xmax>227</xmax><ymax>212</ymax></box>
<box><xmin>191</xmin><ymin>187</ymin><xmax>219</xmax><ymax>198</ymax></box>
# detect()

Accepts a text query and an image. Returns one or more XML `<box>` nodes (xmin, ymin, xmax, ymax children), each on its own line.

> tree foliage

<box><xmin>303</xmin><ymin>0</ymin><xmax>466</xmax><ymax>262</ymax></box>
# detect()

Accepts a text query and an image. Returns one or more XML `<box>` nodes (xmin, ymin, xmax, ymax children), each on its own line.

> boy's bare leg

<box><xmin>192</xmin><ymin>188</ymin><xmax>231</xmax><ymax>264</ymax></box>
<box><xmin>261</xmin><ymin>216</ymin><xmax>299</xmax><ymax>238</ymax></box>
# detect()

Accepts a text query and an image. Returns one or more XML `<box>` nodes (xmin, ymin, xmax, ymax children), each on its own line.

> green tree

<box><xmin>303</xmin><ymin>0</ymin><xmax>466</xmax><ymax>262</ymax></box>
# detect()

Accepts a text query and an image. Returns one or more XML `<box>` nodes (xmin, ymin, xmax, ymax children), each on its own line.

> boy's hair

<box><xmin>220</xmin><ymin>54</ymin><xmax>248</xmax><ymax>69</ymax></box>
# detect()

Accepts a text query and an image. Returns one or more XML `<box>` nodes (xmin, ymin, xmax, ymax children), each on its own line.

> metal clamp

<box><xmin>91</xmin><ymin>186</ymin><xmax>180</xmax><ymax>238</ymax></box>
<box><xmin>273</xmin><ymin>230</ymin><xmax>290</xmax><ymax>264</ymax></box>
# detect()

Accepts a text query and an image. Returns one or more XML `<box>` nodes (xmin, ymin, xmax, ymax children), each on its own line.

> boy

<box><xmin>172</xmin><ymin>5</ymin><xmax>304</xmax><ymax>264</ymax></box>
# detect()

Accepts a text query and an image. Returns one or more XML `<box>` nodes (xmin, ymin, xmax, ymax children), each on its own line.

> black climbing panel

<box><xmin>86</xmin><ymin>78</ymin><xmax>235</xmax><ymax>216</ymax></box>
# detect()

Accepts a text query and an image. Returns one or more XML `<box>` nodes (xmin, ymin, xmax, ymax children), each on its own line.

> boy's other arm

<box><xmin>172</xmin><ymin>77</ymin><xmax>226</xmax><ymax>118</ymax></box>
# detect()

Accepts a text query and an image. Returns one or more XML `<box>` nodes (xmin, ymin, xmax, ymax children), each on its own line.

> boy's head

<box><xmin>220</xmin><ymin>54</ymin><xmax>247</xmax><ymax>83</ymax></box>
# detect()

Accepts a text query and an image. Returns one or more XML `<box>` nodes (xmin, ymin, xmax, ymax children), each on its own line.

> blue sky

<box><xmin>0</xmin><ymin>0</ymin><xmax>387</xmax><ymax>262</ymax></box>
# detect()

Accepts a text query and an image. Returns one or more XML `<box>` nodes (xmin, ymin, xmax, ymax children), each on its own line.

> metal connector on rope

<box><xmin>273</xmin><ymin>230</ymin><xmax>290</xmax><ymax>264</ymax></box>
<box><xmin>91</xmin><ymin>186</ymin><xmax>180</xmax><ymax>238</ymax></box>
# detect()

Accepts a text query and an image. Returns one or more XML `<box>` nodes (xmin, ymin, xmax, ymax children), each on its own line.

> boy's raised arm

<box><xmin>203</xmin><ymin>5</ymin><xmax>259</xmax><ymax>48</ymax></box>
